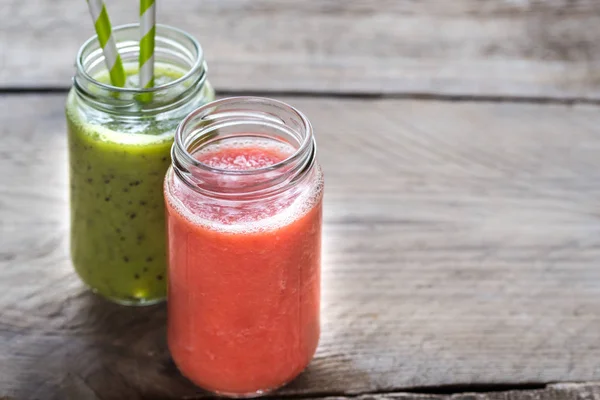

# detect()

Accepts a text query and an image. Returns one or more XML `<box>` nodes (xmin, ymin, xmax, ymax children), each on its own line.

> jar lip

<box><xmin>174</xmin><ymin>97</ymin><xmax>314</xmax><ymax>176</ymax></box>
<box><xmin>76</xmin><ymin>23</ymin><xmax>204</xmax><ymax>94</ymax></box>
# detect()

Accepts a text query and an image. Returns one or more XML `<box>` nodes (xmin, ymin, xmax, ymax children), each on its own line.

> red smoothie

<box><xmin>165</xmin><ymin>139</ymin><xmax>323</xmax><ymax>396</ymax></box>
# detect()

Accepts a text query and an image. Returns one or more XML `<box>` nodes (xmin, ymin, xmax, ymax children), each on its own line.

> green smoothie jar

<box><xmin>66</xmin><ymin>24</ymin><xmax>215</xmax><ymax>305</ymax></box>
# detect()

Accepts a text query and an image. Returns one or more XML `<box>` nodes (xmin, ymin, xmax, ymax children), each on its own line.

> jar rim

<box><xmin>174</xmin><ymin>97</ymin><xmax>314</xmax><ymax>177</ymax></box>
<box><xmin>76</xmin><ymin>23</ymin><xmax>205</xmax><ymax>94</ymax></box>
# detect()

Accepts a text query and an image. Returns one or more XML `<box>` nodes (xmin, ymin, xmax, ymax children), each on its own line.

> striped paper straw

<box><xmin>139</xmin><ymin>0</ymin><xmax>156</xmax><ymax>90</ymax></box>
<box><xmin>86</xmin><ymin>0</ymin><xmax>126</xmax><ymax>87</ymax></box>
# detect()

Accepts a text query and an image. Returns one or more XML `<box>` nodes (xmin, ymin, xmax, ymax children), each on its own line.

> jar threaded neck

<box><xmin>172</xmin><ymin>97</ymin><xmax>316</xmax><ymax>200</ymax></box>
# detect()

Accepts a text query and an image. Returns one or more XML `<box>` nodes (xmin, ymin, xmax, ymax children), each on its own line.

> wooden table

<box><xmin>2</xmin><ymin>1</ymin><xmax>600</xmax><ymax>399</ymax></box>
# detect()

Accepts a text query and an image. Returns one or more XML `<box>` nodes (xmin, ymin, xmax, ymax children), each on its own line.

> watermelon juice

<box><xmin>164</xmin><ymin>97</ymin><xmax>323</xmax><ymax>396</ymax></box>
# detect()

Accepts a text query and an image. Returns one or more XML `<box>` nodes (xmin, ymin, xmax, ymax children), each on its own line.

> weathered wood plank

<box><xmin>2</xmin><ymin>95</ymin><xmax>600</xmax><ymax>399</ymax></box>
<box><xmin>2</xmin><ymin>0</ymin><xmax>600</xmax><ymax>99</ymax></box>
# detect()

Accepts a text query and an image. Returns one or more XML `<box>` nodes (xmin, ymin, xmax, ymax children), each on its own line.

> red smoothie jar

<box><xmin>164</xmin><ymin>97</ymin><xmax>323</xmax><ymax>397</ymax></box>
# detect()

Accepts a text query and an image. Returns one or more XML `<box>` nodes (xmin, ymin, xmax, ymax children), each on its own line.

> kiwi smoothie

<box><xmin>67</xmin><ymin>63</ymin><xmax>214</xmax><ymax>304</ymax></box>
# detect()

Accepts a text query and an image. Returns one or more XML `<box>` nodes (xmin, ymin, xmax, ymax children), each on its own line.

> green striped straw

<box><xmin>139</xmin><ymin>0</ymin><xmax>156</xmax><ymax>91</ymax></box>
<box><xmin>86</xmin><ymin>0</ymin><xmax>126</xmax><ymax>87</ymax></box>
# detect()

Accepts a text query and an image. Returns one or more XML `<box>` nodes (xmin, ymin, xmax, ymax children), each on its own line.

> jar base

<box><xmin>171</xmin><ymin>355</ymin><xmax>303</xmax><ymax>399</ymax></box>
<box><xmin>209</xmin><ymin>381</ymin><xmax>292</xmax><ymax>399</ymax></box>
<box><xmin>99</xmin><ymin>294</ymin><xmax>166</xmax><ymax>307</ymax></box>
<box><xmin>86</xmin><ymin>284</ymin><xmax>166</xmax><ymax>307</ymax></box>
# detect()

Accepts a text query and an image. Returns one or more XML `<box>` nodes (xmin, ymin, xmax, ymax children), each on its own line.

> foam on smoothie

<box><xmin>66</xmin><ymin>109</ymin><xmax>175</xmax><ymax>145</ymax></box>
<box><xmin>166</xmin><ymin>138</ymin><xmax>323</xmax><ymax>234</ymax></box>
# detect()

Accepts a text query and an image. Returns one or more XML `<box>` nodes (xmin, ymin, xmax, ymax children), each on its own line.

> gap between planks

<box><xmin>172</xmin><ymin>382</ymin><xmax>600</xmax><ymax>400</ymax></box>
<box><xmin>2</xmin><ymin>87</ymin><xmax>600</xmax><ymax>106</ymax></box>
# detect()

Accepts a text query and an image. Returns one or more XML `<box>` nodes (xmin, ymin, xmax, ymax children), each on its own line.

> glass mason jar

<box><xmin>164</xmin><ymin>97</ymin><xmax>324</xmax><ymax>396</ymax></box>
<box><xmin>66</xmin><ymin>24</ymin><xmax>215</xmax><ymax>305</ymax></box>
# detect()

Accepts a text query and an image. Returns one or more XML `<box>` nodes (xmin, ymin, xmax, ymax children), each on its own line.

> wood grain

<box><xmin>2</xmin><ymin>95</ymin><xmax>600</xmax><ymax>399</ymax></box>
<box><xmin>3</xmin><ymin>0</ymin><xmax>600</xmax><ymax>99</ymax></box>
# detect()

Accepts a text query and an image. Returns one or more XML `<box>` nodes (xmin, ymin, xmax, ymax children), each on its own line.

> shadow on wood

<box><xmin>10</xmin><ymin>292</ymin><xmax>205</xmax><ymax>400</ymax></box>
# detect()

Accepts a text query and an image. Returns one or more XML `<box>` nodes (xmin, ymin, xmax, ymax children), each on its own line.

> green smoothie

<box><xmin>66</xmin><ymin>64</ymin><xmax>214</xmax><ymax>304</ymax></box>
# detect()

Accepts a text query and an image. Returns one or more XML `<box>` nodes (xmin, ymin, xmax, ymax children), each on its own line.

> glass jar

<box><xmin>66</xmin><ymin>24</ymin><xmax>215</xmax><ymax>305</ymax></box>
<box><xmin>164</xmin><ymin>97</ymin><xmax>324</xmax><ymax>396</ymax></box>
